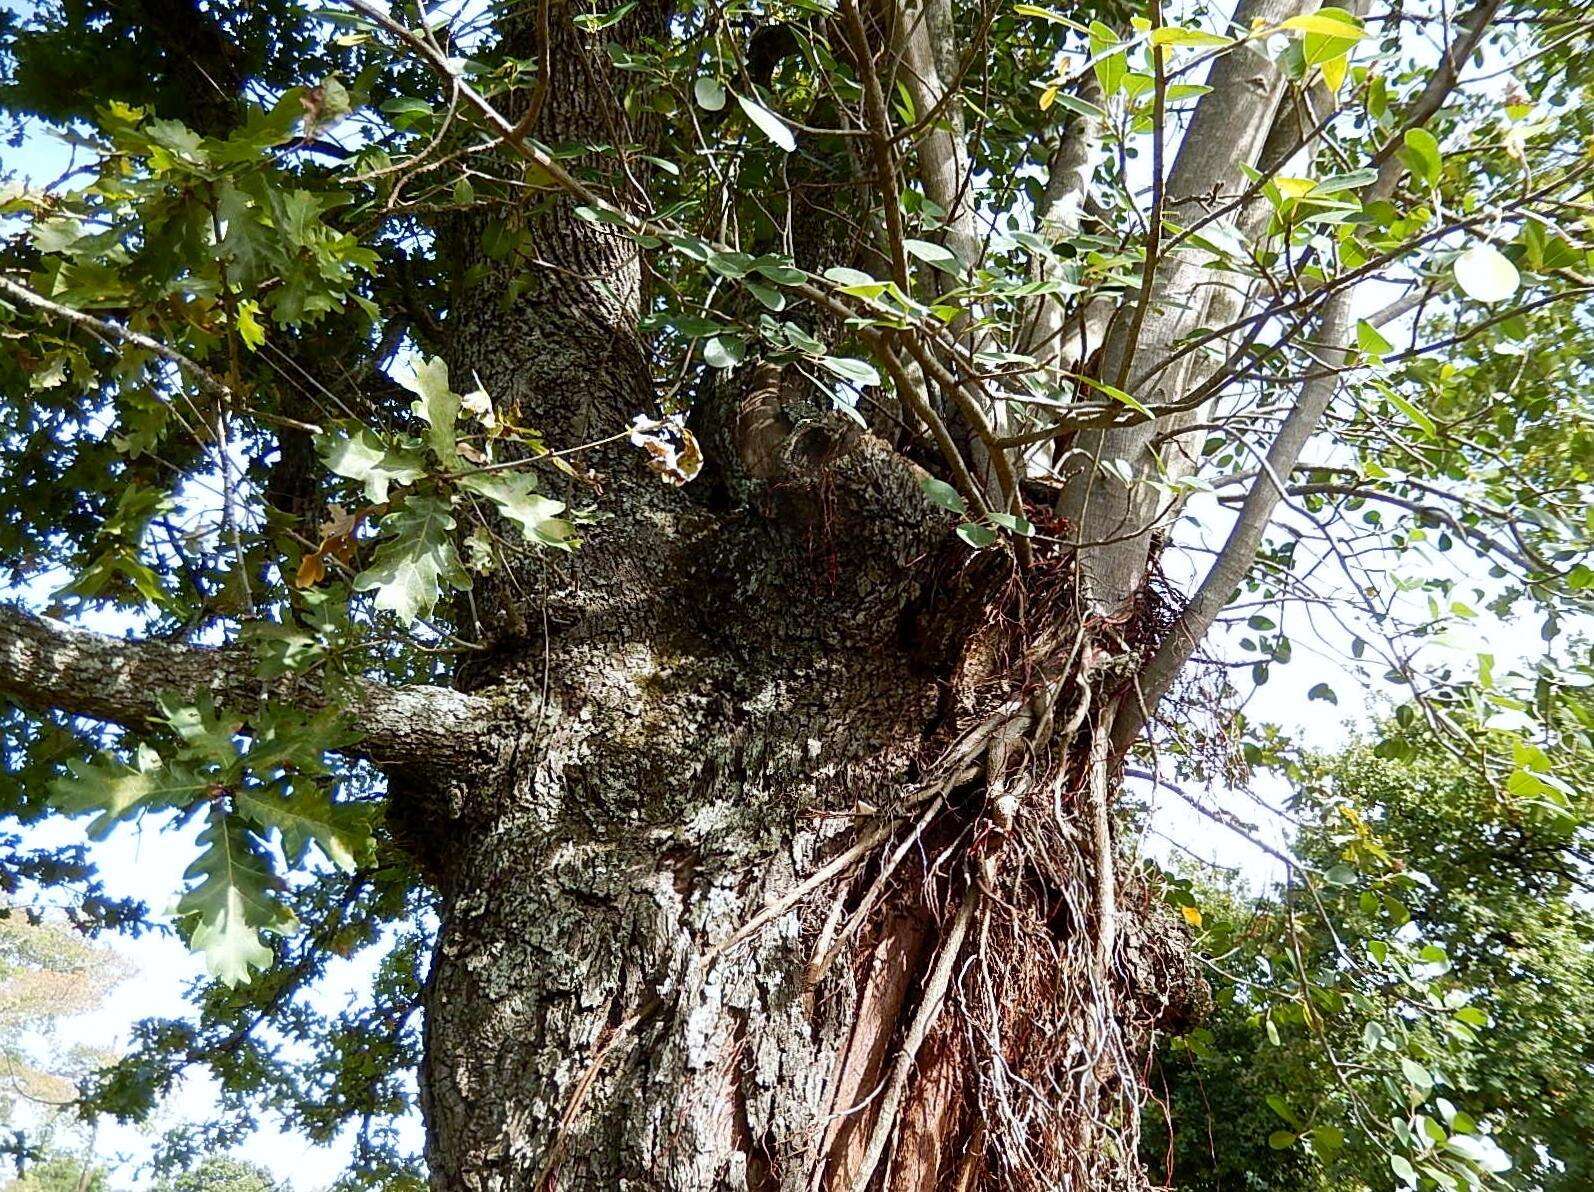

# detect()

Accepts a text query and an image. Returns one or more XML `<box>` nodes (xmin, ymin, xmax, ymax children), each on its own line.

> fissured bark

<box><xmin>393</xmin><ymin>7</ymin><xmax>1202</xmax><ymax>1188</ymax></box>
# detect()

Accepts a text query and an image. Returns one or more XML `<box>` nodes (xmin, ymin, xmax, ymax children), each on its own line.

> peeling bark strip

<box><xmin>0</xmin><ymin>605</ymin><xmax>495</xmax><ymax>769</ymax></box>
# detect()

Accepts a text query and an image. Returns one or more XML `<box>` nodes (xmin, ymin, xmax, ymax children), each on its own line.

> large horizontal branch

<box><xmin>0</xmin><ymin>605</ymin><xmax>498</xmax><ymax>770</ymax></box>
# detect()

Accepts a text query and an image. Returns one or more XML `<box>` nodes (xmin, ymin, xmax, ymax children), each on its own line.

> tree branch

<box><xmin>1247</xmin><ymin>482</ymin><xmax>1547</xmax><ymax>573</ymax></box>
<box><xmin>1058</xmin><ymin>0</ymin><xmax>1313</xmax><ymax>614</ymax></box>
<box><xmin>1116</xmin><ymin>0</ymin><xmax>1507</xmax><ymax>750</ymax></box>
<box><xmin>1116</xmin><ymin>290</ymin><xmax>1355</xmax><ymax>752</ymax></box>
<box><xmin>0</xmin><ymin>275</ymin><xmax>235</xmax><ymax>402</ymax></box>
<box><xmin>893</xmin><ymin>0</ymin><xmax>979</xmax><ymax>270</ymax></box>
<box><xmin>1020</xmin><ymin>78</ymin><xmax>1107</xmax><ymax>371</ymax></box>
<box><xmin>0</xmin><ymin>605</ymin><xmax>498</xmax><ymax>770</ymax></box>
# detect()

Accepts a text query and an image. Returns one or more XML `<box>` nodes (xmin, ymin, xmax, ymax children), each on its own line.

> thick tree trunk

<box><xmin>412</xmin><ymin>199</ymin><xmax>1194</xmax><ymax>1189</ymax></box>
<box><xmin>418</xmin><ymin>629</ymin><xmax>935</xmax><ymax>1189</ymax></box>
<box><xmin>399</xmin><ymin>422</ymin><xmax>1204</xmax><ymax>1190</ymax></box>
<box><xmin>384</xmin><ymin>7</ymin><xmax>1204</xmax><ymax>1189</ymax></box>
<box><xmin>408</xmin><ymin>578</ymin><xmax>1204</xmax><ymax>1190</ymax></box>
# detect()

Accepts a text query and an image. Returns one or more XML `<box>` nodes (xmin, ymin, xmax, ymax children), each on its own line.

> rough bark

<box><xmin>400</xmin><ymin>6</ymin><xmax>928</xmax><ymax>1187</ymax></box>
<box><xmin>419</xmin><ymin>158</ymin><xmax>971</xmax><ymax>1182</ymax></box>
<box><xmin>409</xmin><ymin>536</ymin><xmax>1207</xmax><ymax>1191</ymax></box>
<box><xmin>418</xmin><ymin>608</ymin><xmax>941</xmax><ymax>1189</ymax></box>
<box><xmin>375</xmin><ymin>4</ymin><xmax>1208</xmax><ymax>1189</ymax></box>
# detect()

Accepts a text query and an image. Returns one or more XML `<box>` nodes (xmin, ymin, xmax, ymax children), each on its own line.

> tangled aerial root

<box><xmin>808</xmin><ymin>547</ymin><xmax>1209</xmax><ymax>1191</ymax></box>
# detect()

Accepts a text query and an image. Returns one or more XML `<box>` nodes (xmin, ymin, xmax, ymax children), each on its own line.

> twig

<box><xmin>0</xmin><ymin>275</ymin><xmax>233</xmax><ymax>400</ymax></box>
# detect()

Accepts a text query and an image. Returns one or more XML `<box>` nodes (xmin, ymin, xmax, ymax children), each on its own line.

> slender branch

<box><xmin>1116</xmin><ymin>0</ymin><xmax>1509</xmax><ymax>748</ymax></box>
<box><xmin>1124</xmin><ymin>767</ymin><xmax>1301</xmax><ymax>870</ymax></box>
<box><xmin>1367</xmin><ymin>0</ymin><xmax>1507</xmax><ymax>172</ymax></box>
<box><xmin>0</xmin><ymin>275</ymin><xmax>234</xmax><ymax>401</ymax></box>
<box><xmin>841</xmin><ymin>0</ymin><xmax>912</xmax><ymax>289</ymax></box>
<box><xmin>0</xmin><ymin>605</ymin><xmax>499</xmax><ymax>770</ymax></box>
<box><xmin>1112</xmin><ymin>0</ymin><xmax>1169</xmax><ymax>394</ymax></box>
<box><xmin>878</xmin><ymin>342</ymin><xmax>992</xmax><ymax>516</ymax></box>
<box><xmin>1251</xmin><ymin>482</ymin><xmax>1547</xmax><ymax>573</ymax></box>
<box><xmin>1117</xmin><ymin>289</ymin><xmax>1355</xmax><ymax>753</ymax></box>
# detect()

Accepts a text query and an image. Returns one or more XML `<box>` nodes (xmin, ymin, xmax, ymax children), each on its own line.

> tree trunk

<box><xmin>380</xmin><ymin>7</ymin><xmax>1206</xmax><ymax>1189</ymax></box>
<box><xmin>417</xmin><ymin>621</ymin><xmax>934</xmax><ymax>1189</ymax></box>
<box><xmin>398</xmin><ymin>335</ymin><xmax>1203</xmax><ymax>1189</ymax></box>
<box><xmin>409</xmin><ymin>174</ymin><xmax>1201</xmax><ymax>1189</ymax></box>
<box><xmin>409</xmin><ymin>556</ymin><xmax>1205</xmax><ymax>1190</ymax></box>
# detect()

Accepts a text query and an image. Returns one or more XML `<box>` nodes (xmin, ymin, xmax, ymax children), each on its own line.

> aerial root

<box><xmin>804</xmin><ymin>561</ymin><xmax>1198</xmax><ymax>1191</ymax></box>
<box><xmin>845</xmin><ymin>883</ymin><xmax>982</xmax><ymax>1192</ymax></box>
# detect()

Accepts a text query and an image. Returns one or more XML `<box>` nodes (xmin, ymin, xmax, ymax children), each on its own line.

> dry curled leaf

<box><xmin>292</xmin><ymin>504</ymin><xmax>368</xmax><ymax>588</ymax></box>
<box><xmin>293</xmin><ymin>551</ymin><xmax>327</xmax><ymax>589</ymax></box>
<box><xmin>629</xmin><ymin>413</ymin><xmax>703</xmax><ymax>486</ymax></box>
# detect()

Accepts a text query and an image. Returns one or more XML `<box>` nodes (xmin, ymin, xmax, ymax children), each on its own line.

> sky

<box><xmin>0</xmin><ymin>1</ymin><xmax>1573</xmax><ymax>1187</ymax></box>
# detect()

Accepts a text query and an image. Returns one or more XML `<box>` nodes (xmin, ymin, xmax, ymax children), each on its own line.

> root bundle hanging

<box><xmin>799</xmin><ymin>547</ymin><xmax>1210</xmax><ymax>1191</ymax></box>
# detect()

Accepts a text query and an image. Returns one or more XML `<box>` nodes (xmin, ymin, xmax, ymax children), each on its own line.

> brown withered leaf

<box><xmin>628</xmin><ymin>413</ymin><xmax>703</xmax><ymax>487</ymax></box>
<box><xmin>293</xmin><ymin>551</ymin><xmax>327</xmax><ymax>589</ymax></box>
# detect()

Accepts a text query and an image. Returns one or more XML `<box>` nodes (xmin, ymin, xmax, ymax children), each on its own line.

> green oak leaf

<box><xmin>243</xmin><ymin>705</ymin><xmax>357</xmax><ymax>776</ymax></box>
<box><xmin>460</xmin><ymin>471</ymin><xmax>573</xmax><ymax>548</ymax></box>
<box><xmin>178</xmin><ymin>808</ymin><xmax>297</xmax><ymax>987</ymax></box>
<box><xmin>215</xmin><ymin>179</ymin><xmax>270</xmax><ymax>278</ymax></box>
<box><xmin>459</xmin><ymin>471</ymin><xmax>577</xmax><ymax>548</ymax></box>
<box><xmin>241</xmin><ymin>621</ymin><xmax>324</xmax><ymax>679</ymax></box>
<box><xmin>234</xmin><ymin>779</ymin><xmax>374</xmax><ymax>873</ymax></box>
<box><xmin>404</xmin><ymin>355</ymin><xmax>460</xmax><ymax>464</ymax></box>
<box><xmin>351</xmin><ymin>494</ymin><xmax>471</xmax><ymax>623</ymax></box>
<box><xmin>158</xmin><ymin>690</ymin><xmax>243</xmax><ymax>767</ymax></box>
<box><xmin>51</xmin><ymin>749</ymin><xmax>210</xmax><ymax>840</ymax></box>
<box><xmin>317</xmin><ymin>427</ymin><xmax>425</xmax><ymax>503</ymax></box>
